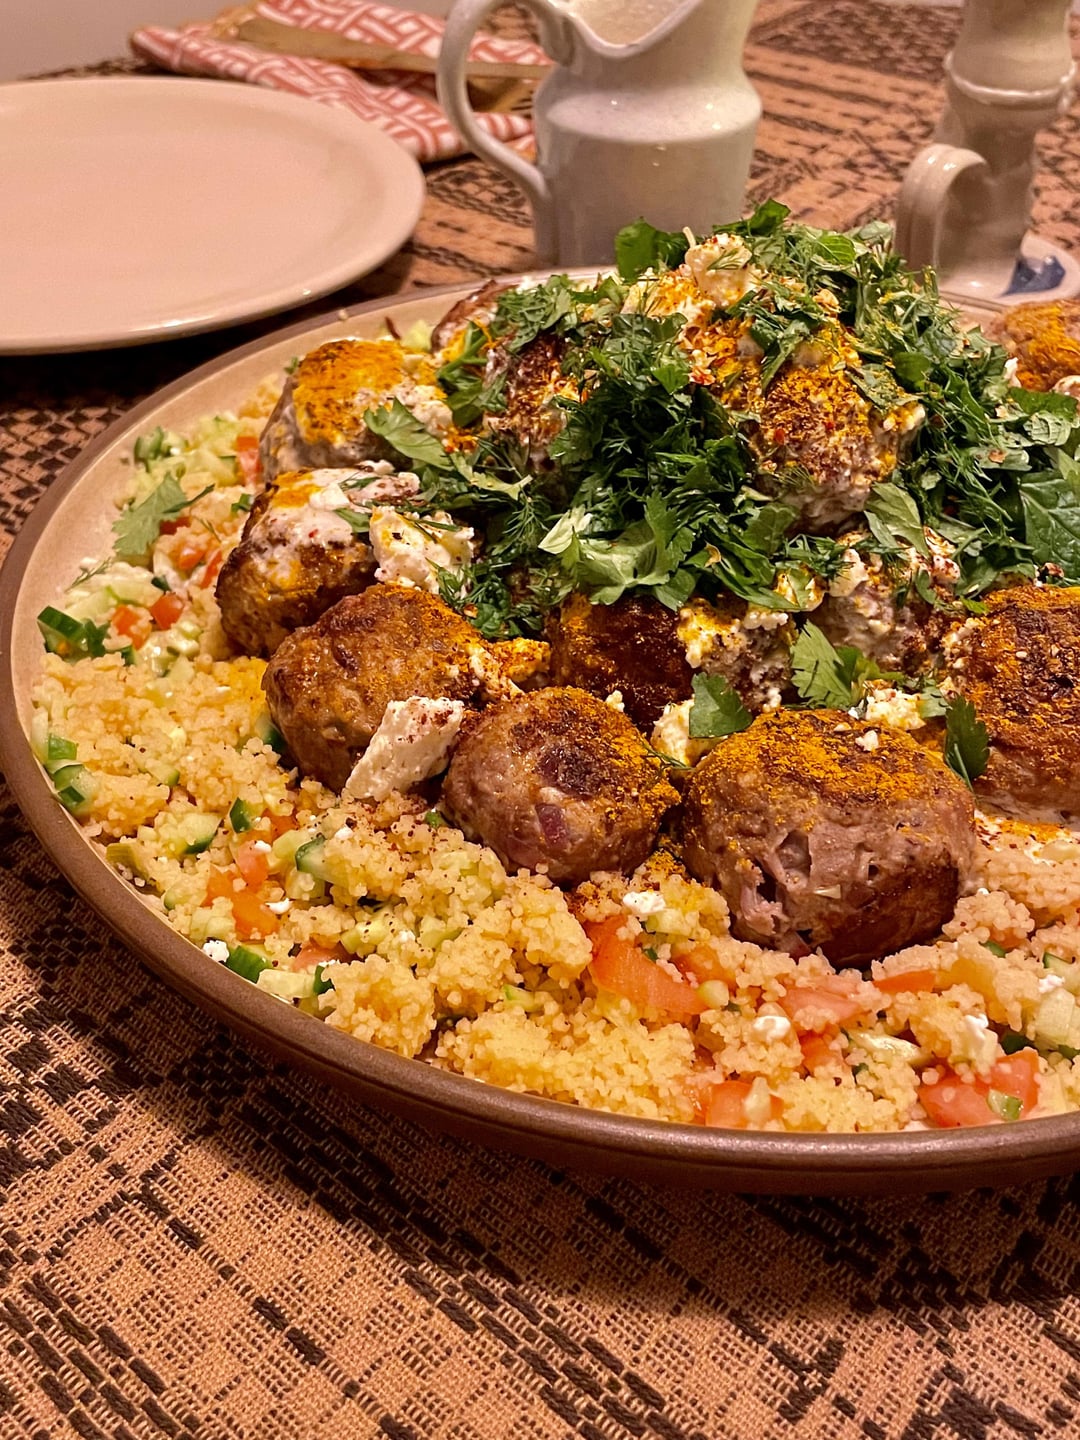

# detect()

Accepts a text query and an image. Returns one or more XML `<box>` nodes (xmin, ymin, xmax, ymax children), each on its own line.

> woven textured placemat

<box><xmin>6</xmin><ymin>4</ymin><xmax>1080</xmax><ymax>1437</ymax></box>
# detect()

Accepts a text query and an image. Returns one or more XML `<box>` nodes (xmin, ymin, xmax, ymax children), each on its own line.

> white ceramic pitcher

<box><xmin>437</xmin><ymin>0</ymin><xmax>761</xmax><ymax>266</ymax></box>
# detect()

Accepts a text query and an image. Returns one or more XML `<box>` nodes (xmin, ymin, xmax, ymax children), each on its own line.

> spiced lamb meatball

<box><xmin>987</xmin><ymin>299</ymin><xmax>1080</xmax><ymax>393</ymax></box>
<box><xmin>547</xmin><ymin>592</ymin><xmax>695</xmax><ymax>729</ymax></box>
<box><xmin>943</xmin><ymin>584</ymin><xmax>1080</xmax><ymax>814</ymax></box>
<box><xmin>442</xmin><ymin>688</ymin><xmax>679</xmax><ymax>884</ymax></box>
<box><xmin>216</xmin><ymin>464</ymin><xmax>418</xmax><ymax>656</ymax></box>
<box><xmin>682</xmin><ymin>708</ymin><xmax>975</xmax><ymax>965</ymax></box>
<box><xmin>262</xmin><ymin>584</ymin><xmax>493</xmax><ymax>791</ymax></box>
<box><xmin>813</xmin><ymin>530</ymin><xmax>960</xmax><ymax>672</ymax></box>
<box><xmin>482</xmin><ymin>332</ymin><xmax>577</xmax><ymax>463</ymax></box>
<box><xmin>430</xmin><ymin>279</ymin><xmax>507</xmax><ymax>352</ymax></box>
<box><xmin>259</xmin><ymin>338</ymin><xmax>450</xmax><ymax>482</ymax></box>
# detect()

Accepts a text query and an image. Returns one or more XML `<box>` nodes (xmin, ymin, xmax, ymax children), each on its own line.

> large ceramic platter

<box><xmin>0</xmin><ymin>78</ymin><xmax>425</xmax><ymax>353</ymax></box>
<box><xmin>4</xmin><ymin>284</ymin><xmax>1080</xmax><ymax>1194</ymax></box>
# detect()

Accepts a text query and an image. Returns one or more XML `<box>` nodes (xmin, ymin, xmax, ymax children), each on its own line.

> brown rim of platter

<box><xmin>4</xmin><ymin>281</ymin><xmax>1080</xmax><ymax>1197</ymax></box>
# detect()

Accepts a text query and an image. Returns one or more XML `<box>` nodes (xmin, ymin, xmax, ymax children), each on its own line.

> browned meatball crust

<box><xmin>430</xmin><ymin>280</ymin><xmax>507</xmax><ymax>351</ymax></box>
<box><xmin>813</xmin><ymin>533</ymin><xmax>960</xmax><ymax>673</ymax></box>
<box><xmin>547</xmin><ymin>592</ymin><xmax>694</xmax><ymax>729</ymax></box>
<box><xmin>441</xmin><ymin>688</ymin><xmax>679</xmax><ymax>884</ymax></box>
<box><xmin>682</xmin><ymin>709</ymin><xmax>975</xmax><ymax>965</ymax></box>
<box><xmin>943</xmin><ymin>584</ymin><xmax>1080</xmax><ymax>814</ymax></box>
<box><xmin>259</xmin><ymin>339</ymin><xmax>442</xmax><ymax>481</ymax></box>
<box><xmin>262</xmin><ymin>584</ymin><xmax>492</xmax><ymax>791</ymax></box>
<box><xmin>987</xmin><ymin>299</ymin><xmax>1080</xmax><ymax>392</ymax></box>
<box><xmin>216</xmin><ymin>468</ymin><xmax>388</xmax><ymax>656</ymax></box>
<box><xmin>483</xmin><ymin>332</ymin><xmax>576</xmax><ymax>460</ymax></box>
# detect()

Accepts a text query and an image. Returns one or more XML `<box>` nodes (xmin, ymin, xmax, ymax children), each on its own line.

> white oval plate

<box><xmin>0</xmin><ymin>77</ymin><xmax>426</xmax><ymax>353</ymax></box>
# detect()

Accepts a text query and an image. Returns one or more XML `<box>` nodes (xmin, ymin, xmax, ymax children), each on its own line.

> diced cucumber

<box><xmin>44</xmin><ymin>733</ymin><xmax>77</xmax><ymax>773</ymax></box>
<box><xmin>1034</xmin><ymin>987</ymin><xmax>1080</xmax><ymax>1053</ymax></box>
<box><xmin>51</xmin><ymin>764</ymin><xmax>97</xmax><ymax>818</ymax></box>
<box><xmin>1043</xmin><ymin>952</ymin><xmax>1080</xmax><ymax>995</ymax></box>
<box><xmin>105</xmin><ymin>839</ymin><xmax>151</xmax><ymax>879</ymax></box>
<box><xmin>313</xmin><ymin>964</ymin><xmax>335</xmax><ymax>996</ymax></box>
<box><xmin>272</xmin><ymin>829</ymin><xmax>309</xmax><ymax>866</ymax></box>
<box><xmin>294</xmin><ymin>836</ymin><xmax>329</xmax><ymax>878</ymax></box>
<box><xmin>988</xmin><ymin>1090</ymin><xmax>1022</xmax><ymax>1121</ymax></box>
<box><xmin>29</xmin><ymin>710</ymin><xmax>49</xmax><ymax>764</ymax></box>
<box><xmin>253</xmin><ymin>712</ymin><xmax>286</xmax><ymax>753</ymax></box>
<box><xmin>1000</xmin><ymin>1031</ymin><xmax>1036</xmax><ymax>1055</ymax></box>
<box><xmin>161</xmin><ymin>812</ymin><xmax>220</xmax><ymax>857</ymax></box>
<box><xmin>142</xmin><ymin>757</ymin><xmax>180</xmax><ymax>787</ymax></box>
<box><xmin>256</xmin><ymin>969</ymin><xmax>314</xmax><ymax>1001</ymax></box>
<box><xmin>340</xmin><ymin>912</ymin><xmax>390</xmax><ymax>956</ymax></box>
<box><xmin>228</xmin><ymin>797</ymin><xmax>258</xmax><ymax>833</ymax></box>
<box><xmin>226</xmin><ymin>945</ymin><xmax>272</xmax><ymax>983</ymax></box>
<box><xmin>37</xmin><ymin>607</ymin><xmax>108</xmax><ymax>660</ymax></box>
<box><xmin>501</xmin><ymin>985</ymin><xmax>544</xmax><ymax>1013</ymax></box>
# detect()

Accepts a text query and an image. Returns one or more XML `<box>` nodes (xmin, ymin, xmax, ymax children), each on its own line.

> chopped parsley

<box><xmin>112</xmin><ymin>474</ymin><xmax>214</xmax><ymax>564</ymax></box>
<box><xmin>687</xmin><ymin>673</ymin><xmax>752</xmax><ymax>738</ymax></box>
<box><xmin>943</xmin><ymin>695</ymin><xmax>990</xmax><ymax>787</ymax></box>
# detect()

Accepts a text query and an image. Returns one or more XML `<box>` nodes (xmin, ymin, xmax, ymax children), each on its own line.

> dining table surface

<box><xmin>6</xmin><ymin>2</ymin><xmax>1080</xmax><ymax>1437</ymax></box>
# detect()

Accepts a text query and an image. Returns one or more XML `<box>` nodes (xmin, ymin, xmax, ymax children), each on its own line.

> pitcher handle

<box><xmin>895</xmin><ymin>141</ymin><xmax>988</xmax><ymax>271</ymax></box>
<box><xmin>437</xmin><ymin>0</ymin><xmax>565</xmax><ymax>261</ymax></box>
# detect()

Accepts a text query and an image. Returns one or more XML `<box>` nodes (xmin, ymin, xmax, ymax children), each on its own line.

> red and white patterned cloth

<box><xmin>131</xmin><ymin>0</ymin><xmax>545</xmax><ymax>163</ymax></box>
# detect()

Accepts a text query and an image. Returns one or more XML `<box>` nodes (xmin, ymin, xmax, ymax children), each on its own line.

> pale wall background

<box><xmin>2</xmin><ymin>0</ymin><xmax>453</xmax><ymax>82</ymax></box>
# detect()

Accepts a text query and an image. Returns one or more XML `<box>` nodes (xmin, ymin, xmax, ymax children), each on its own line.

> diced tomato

<box><xmin>159</xmin><ymin>516</ymin><xmax>190</xmax><ymax>536</ymax></box>
<box><xmin>919</xmin><ymin>1071</ymin><xmax>999</xmax><ymax>1129</ymax></box>
<box><xmin>990</xmin><ymin>1049</ymin><xmax>1040</xmax><ymax>1113</ymax></box>
<box><xmin>235</xmin><ymin>837</ymin><xmax>270</xmax><ymax>888</ymax></box>
<box><xmin>778</xmin><ymin>977</ymin><xmax>872</xmax><ymax>1031</ymax></box>
<box><xmin>199</xmin><ymin>548</ymin><xmax>225</xmax><ymax>589</ymax></box>
<box><xmin>874</xmin><ymin>968</ymin><xmax>938</xmax><ymax>996</ymax></box>
<box><xmin>800</xmin><ymin>1034</ymin><xmax>838</xmax><ymax>1073</ymax></box>
<box><xmin>232</xmin><ymin>889</ymin><xmax>278</xmax><ymax>940</ymax></box>
<box><xmin>585</xmin><ymin>916</ymin><xmax>705</xmax><ymax>1018</ymax></box>
<box><xmin>205</xmin><ymin>867</ymin><xmax>237</xmax><ymax>902</ymax></box>
<box><xmin>174</xmin><ymin>532</ymin><xmax>213</xmax><ymax>572</ymax></box>
<box><xmin>235</xmin><ymin>434</ymin><xmax>261</xmax><ymax>485</ymax></box>
<box><xmin>149</xmin><ymin>591</ymin><xmax>185</xmax><ymax>630</ymax></box>
<box><xmin>112</xmin><ymin>604</ymin><xmax>152</xmax><ymax>648</ymax></box>
<box><xmin>920</xmin><ymin>1050</ymin><xmax>1041</xmax><ymax>1130</ymax></box>
<box><xmin>672</xmin><ymin>944</ymin><xmax>719</xmax><ymax>983</ymax></box>
<box><xmin>292</xmin><ymin>939</ymin><xmax>347</xmax><ymax>972</ymax></box>
<box><xmin>702</xmin><ymin>1078</ymin><xmax>783</xmax><ymax>1129</ymax></box>
<box><xmin>267</xmin><ymin>811</ymin><xmax>297</xmax><ymax>839</ymax></box>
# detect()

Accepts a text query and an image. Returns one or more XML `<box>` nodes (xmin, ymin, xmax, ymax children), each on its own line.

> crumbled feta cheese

<box><xmin>683</xmin><ymin>232</ymin><xmax>756</xmax><ymax>306</ymax></box>
<box><xmin>650</xmin><ymin>699</ymin><xmax>716</xmax><ymax>769</ymax></box>
<box><xmin>266</xmin><ymin>898</ymin><xmax>291</xmax><ymax>915</ymax></box>
<box><xmin>829</xmin><ymin>548</ymin><xmax>870</xmax><ymax>599</ymax></box>
<box><xmin>203</xmin><ymin>940</ymin><xmax>229</xmax><ymax>965</ymax></box>
<box><xmin>251</xmin><ymin>840</ymin><xmax>272</xmax><ymax>854</ymax></box>
<box><xmin>623</xmin><ymin>890</ymin><xmax>666</xmax><ymax>920</ymax></box>
<box><xmin>860</xmin><ymin>684</ymin><xmax>925</xmax><ymax>733</ymax></box>
<box><xmin>959</xmin><ymin>1012</ymin><xmax>997</xmax><ymax>1070</ymax></box>
<box><xmin>369</xmin><ymin>506</ymin><xmax>473</xmax><ymax>592</ymax></box>
<box><xmin>743</xmin><ymin>606</ymin><xmax>790</xmax><ymax>632</ymax></box>
<box><xmin>1039</xmin><ymin>973</ymin><xmax>1066</xmax><ymax>995</ymax></box>
<box><xmin>750</xmin><ymin>1013</ymin><xmax>793</xmax><ymax>1041</ymax></box>
<box><xmin>605</xmin><ymin>690</ymin><xmax>625</xmax><ymax>712</ymax></box>
<box><xmin>855</xmin><ymin>730</ymin><xmax>879</xmax><ymax>752</ymax></box>
<box><xmin>345</xmin><ymin>696</ymin><xmax>465</xmax><ymax>802</ymax></box>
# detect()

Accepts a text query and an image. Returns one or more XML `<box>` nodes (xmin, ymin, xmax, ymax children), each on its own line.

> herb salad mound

<box><xmin>28</xmin><ymin>205</ymin><xmax>1080</xmax><ymax>1134</ymax></box>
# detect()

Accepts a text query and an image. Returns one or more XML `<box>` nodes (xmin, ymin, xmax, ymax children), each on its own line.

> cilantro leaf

<box><xmin>363</xmin><ymin>399</ymin><xmax>451</xmax><ymax>470</ymax></box>
<box><xmin>688</xmin><ymin>673</ymin><xmax>752</xmax><ymax>738</ymax></box>
<box><xmin>863</xmin><ymin>482</ymin><xmax>930</xmax><ymax>557</ymax></box>
<box><xmin>790</xmin><ymin>623</ymin><xmax>860</xmax><ymax>708</ymax></box>
<box><xmin>614</xmin><ymin>219</ymin><xmax>690</xmax><ymax>281</ymax></box>
<box><xmin>1018</xmin><ymin>452</ymin><xmax>1080</xmax><ymax>581</ymax></box>
<box><xmin>943</xmin><ymin>695</ymin><xmax>990</xmax><ymax>787</ymax></box>
<box><xmin>113</xmin><ymin>474</ymin><xmax>192</xmax><ymax>562</ymax></box>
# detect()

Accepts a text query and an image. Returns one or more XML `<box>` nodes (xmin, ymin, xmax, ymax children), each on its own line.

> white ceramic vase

<box><xmin>438</xmin><ymin>0</ymin><xmax>762</xmax><ymax>266</ymax></box>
